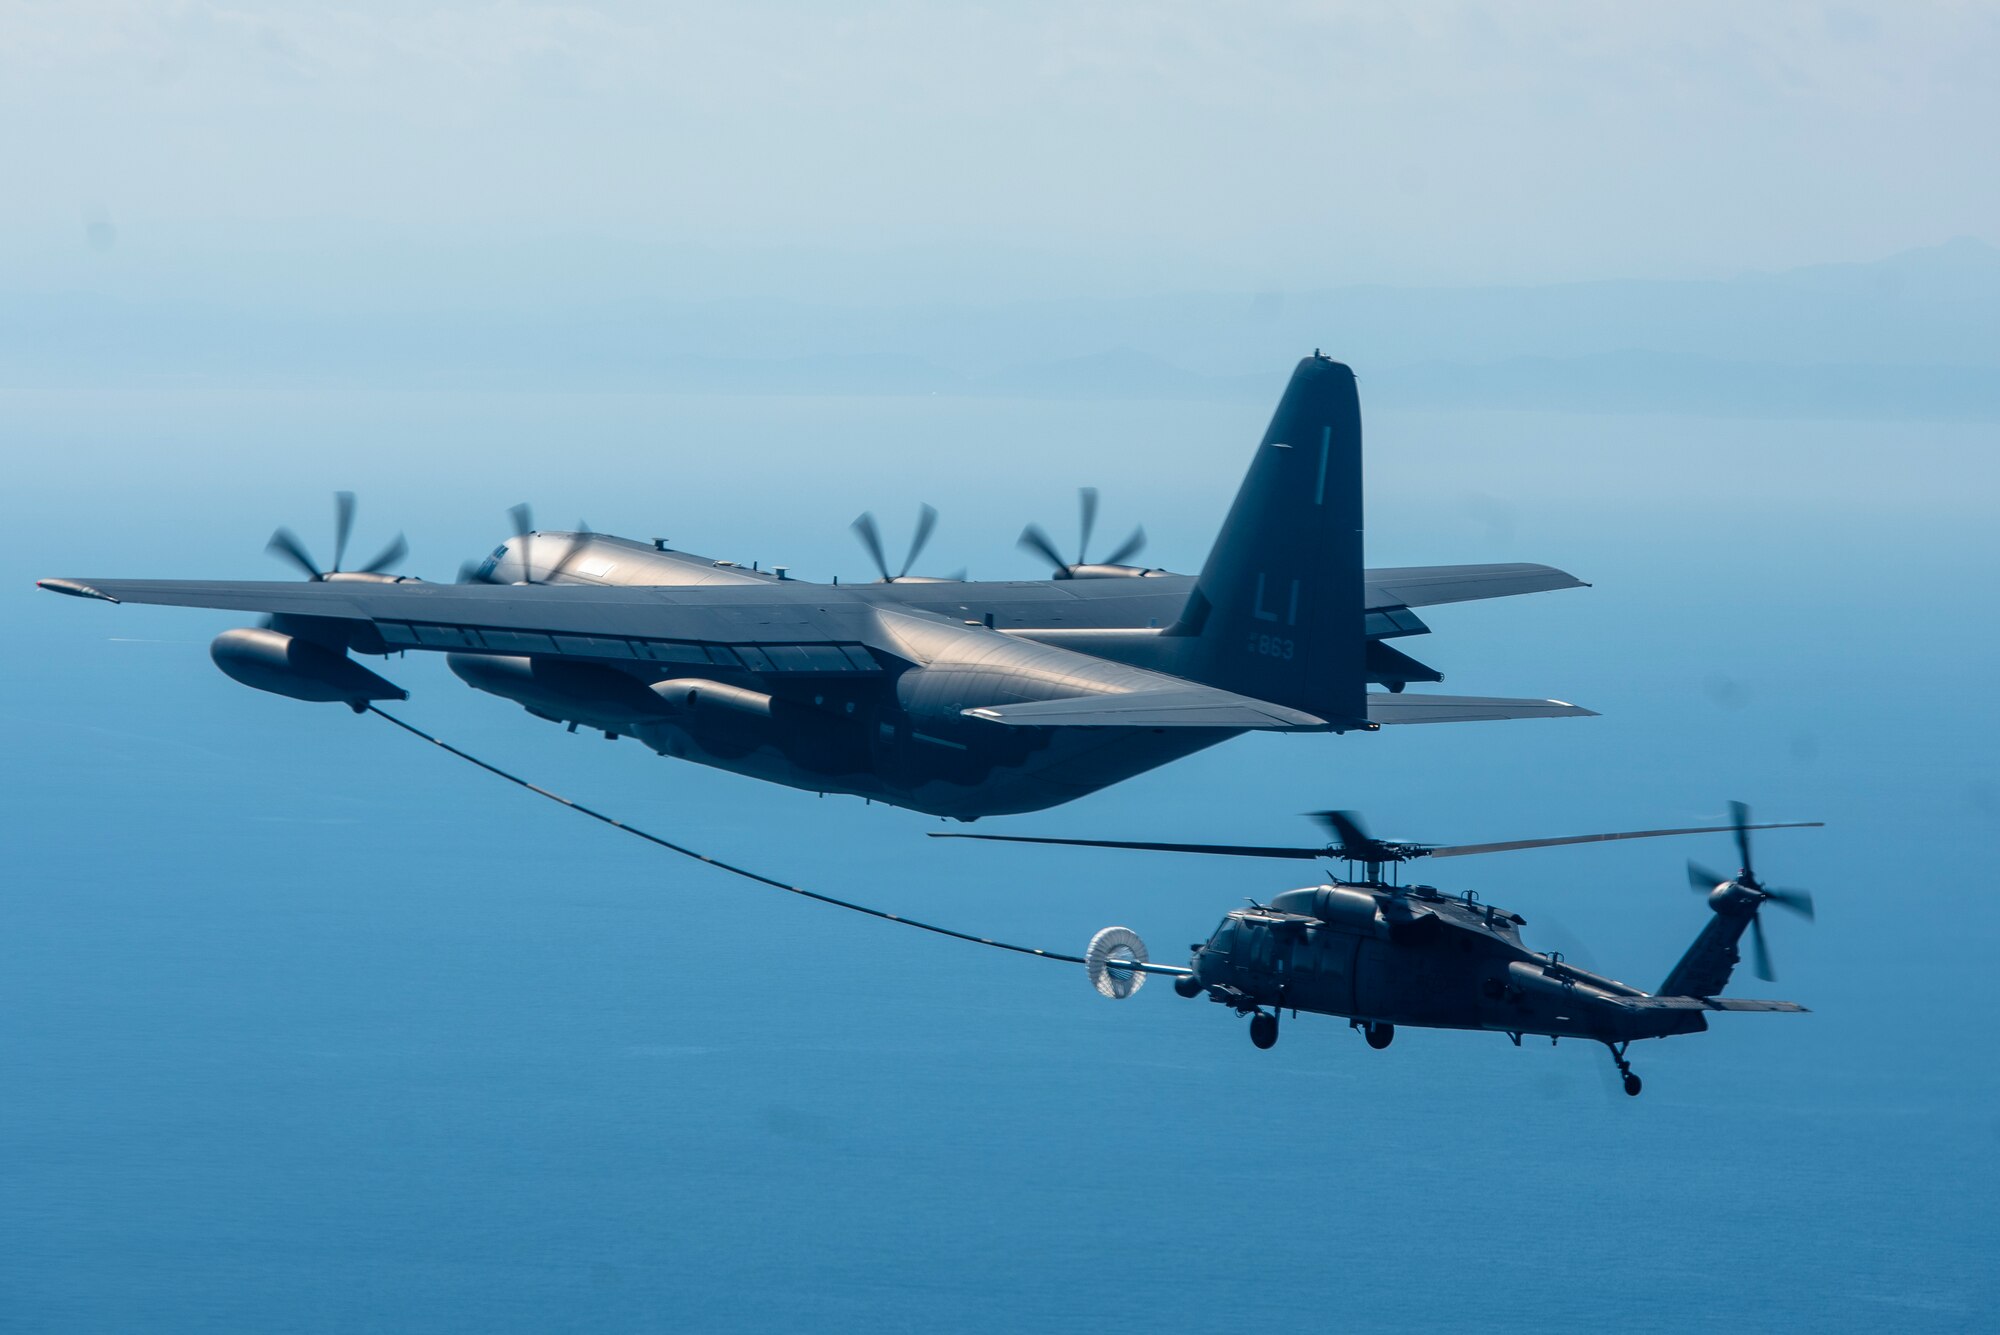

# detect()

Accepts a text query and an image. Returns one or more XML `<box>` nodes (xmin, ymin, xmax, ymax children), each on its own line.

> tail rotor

<box><xmin>1686</xmin><ymin>800</ymin><xmax>1816</xmax><ymax>982</ymax></box>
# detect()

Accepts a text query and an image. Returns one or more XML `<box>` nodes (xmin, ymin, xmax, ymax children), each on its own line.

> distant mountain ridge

<box><xmin>5</xmin><ymin>238</ymin><xmax>1996</xmax><ymax>418</ymax></box>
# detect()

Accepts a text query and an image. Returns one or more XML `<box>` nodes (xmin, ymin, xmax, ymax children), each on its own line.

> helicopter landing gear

<box><xmin>1362</xmin><ymin>1021</ymin><xmax>1395</xmax><ymax>1050</ymax></box>
<box><xmin>1605</xmin><ymin>1041</ymin><xmax>1642</xmax><ymax>1097</ymax></box>
<box><xmin>1248</xmin><ymin>1011</ymin><xmax>1279</xmax><ymax>1049</ymax></box>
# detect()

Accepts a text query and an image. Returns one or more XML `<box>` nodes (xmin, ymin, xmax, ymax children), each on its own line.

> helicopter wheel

<box><xmin>1605</xmin><ymin>1042</ymin><xmax>1642</xmax><ymax>1097</ymax></box>
<box><xmin>1248</xmin><ymin>1012</ymin><xmax>1279</xmax><ymax>1050</ymax></box>
<box><xmin>1363</xmin><ymin>1022</ymin><xmax>1395</xmax><ymax>1050</ymax></box>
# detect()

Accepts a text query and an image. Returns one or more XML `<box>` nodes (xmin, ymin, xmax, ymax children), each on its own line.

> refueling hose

<box><xmin>366</xmin><ymin>706</ymin><xmax>1092</xmax><ymax>966</ymax></box>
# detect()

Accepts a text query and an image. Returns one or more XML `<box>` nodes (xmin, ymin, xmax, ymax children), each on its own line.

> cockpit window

<box><xmin>1207</xmin><ymin>918</ymin><xmax>1238</xmax><ymax>951</ymax></box>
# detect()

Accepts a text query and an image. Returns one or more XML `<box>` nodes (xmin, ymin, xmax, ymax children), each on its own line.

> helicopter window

<box><xmin>1207</xmin><ymin>920</ymin><xmax>1238</xmax><ymax>952</ymax></box>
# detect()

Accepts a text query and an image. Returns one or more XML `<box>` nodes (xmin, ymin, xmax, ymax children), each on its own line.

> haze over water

<box><xmin>5</xmin><ymin>4</ymin><xmax>1999</xmax><ymax>1331</ymax></box>
<box><xmin>6</xmin><ymin>373</ymin><xmax>1996</xmax><ymax>1331</ymax></box>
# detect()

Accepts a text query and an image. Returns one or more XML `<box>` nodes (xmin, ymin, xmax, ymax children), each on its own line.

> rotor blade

<box><xmin>851</xmin><ymin>511</ymin><xmax>892</xmax><ymax>581</ymax></box>
<box><xmin>332</xmin><ymin>491</ymin><xmax>356</xmax><ymax>572</ymax></box>
<box><xmin>1018</xmin><ymin>523</ymin><xmax>1069</xmax><ymax>574</ymax></box>
<box><xmin>1748</xmin><ymin>912</ymin><xmax>1774</xmax><ymax>982</ymax></box>
<box><xmin>1688</xmin><ymin>860</ymin><xmax>1727</xmax><ymax>893</ymax></box>
<box><xmin>1310</xmin><ymin>810</ymin><xmax>1374</xmax><ymax>850</ymax></box>
<box><xmin>1429</xmin><ymin>820</ymin><xmax>1824</xmax><ymax>861</ymax></box>
<box><xmin>930</xmin><ymin>833</ymin><xmax>1327</xmax><ymax>859</ymax></box>
<box><xmin>900</xmin><ymin>503</ymin><xmax>939</xmax><ymax>579</ymax></box>
<box><xmin>357</xmin><ymin>532</ymin><xmax>409</xmax><ymax>575</ymax></box>
<box><xmin>1100</xmin><ymin>525</ymin><xmax>1147</xmax><ymax>567</ymax></box>
<box><xmin>457</xmin><ymin>560</ymin><xmax>482</xmax><ymax>584</ymax></box>
<box><xmin>508</xmin><ymin>503</ymin><xmax>534</xmax><ymax>583</ymax></box>
<box><xmin>1730</xmin><ymin>799</ymin><xmax>1754</xmax><ymax>879</ymax></box>
<box><xmin>266</xmin><ymin>527</ymin><xmax>323</xmax><ymax>580</ymax></box>
<box><xmin>1765</xmin><ymin>887</ymin><xmax>1816</xmax><ymax>921</ymax></box>
<box><xmin>1077</xmin><ymin>487</ymin><xmax>1099</xmax><ymax>564</ymax></box>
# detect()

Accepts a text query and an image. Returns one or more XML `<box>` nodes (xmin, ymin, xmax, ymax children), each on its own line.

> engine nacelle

<box><xmin>1268</xmin><ymin>885</ymin><xmax>1381</xmax><ymax>929</ymax></box>
<box><xmin>211</xmin><ymin>628</ymin><xmax>407</xmax><ymax>711</ymax></box>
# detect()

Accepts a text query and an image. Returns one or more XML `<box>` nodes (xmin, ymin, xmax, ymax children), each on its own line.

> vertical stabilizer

<box><xmin>1164</xmin><ymin>355</ymin><xmax>1367</xmax><ymax>728</ymax></box>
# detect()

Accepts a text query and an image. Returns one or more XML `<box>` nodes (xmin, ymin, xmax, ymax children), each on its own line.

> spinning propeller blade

<box><xmin>1687</xmin><ymin>802</ymin><xmax>1816</xmax><ymax>983</ymax></box>
<box><xmin>1018</xmin><ymin>486</ymin><xmax>1146</xmax><ymax>576</ymax></box>
<box><xmin>266</xmin><ymin>527</ymin><xmax>323</xmax><ymax>581</ymax></box>
<box><xmin>1016</xmin><ymin>522</ymin><xmax>1068</xmax><ymax>573</ymax></box>
<box><xmin>852</xmin><ymin>504</ymin><xmax>940</xmax><ymax>581</ymax></box>
<box><xmin>1688</xmin><ymin>861</ymin><xmax>1728</xmax><ymax>893</ymax></box>
<box><xmin>357</xmin><ymin>532</ymin><xmax>409</xmax><ymax>575</ymax></box>
<box><xmin>1748</xmin><ymin>914</ymin><xmax>1775</xmax><ymax>982</ymax></box>
<box><xmin>1101</xmin><ymin>526</ymin><xmax>1148</xmax><ymax>567</ymax></box>
<box><xmin>851</xmin><ymin>511</ymin><xmax>891</xmax><ymax>581</ymax></box>
<box><xmin>265</xmin><ymin>493</ymin><xmax>406</xmax><ymax>581</ymax></box>
<box><xmin>332</xmin><ymin>491</ymin><xmax>356</xmax><ymax>572</ymax></box>
<box><xmin>508</xmin><ymin>503</ymin><xmax>535</xmax><ymax>582</ymax></box>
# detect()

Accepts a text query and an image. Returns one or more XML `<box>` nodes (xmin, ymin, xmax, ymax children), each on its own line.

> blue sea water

<box><xmin>3</xmin><ymin>383</ymin><xmax>1996</xmax><ymax>1331</ymax></box>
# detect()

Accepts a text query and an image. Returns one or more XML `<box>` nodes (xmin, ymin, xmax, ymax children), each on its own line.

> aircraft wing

<box><xmin>38</xmin><ymin>577</ymin><xmax>1344</xmax><ymax>730</ymax></box>
<box><xmin>1366</xmin><ymin>693</ymin><xmax>1596</xmax><ymax>725</ymax></box>
<box><xmin>964</xmin><ymin>688</ymin><xmax>1333</xmax><ymax>730</ymax></box>
<box><xmin>37</xmin><ymin>577</ymin><xmax>900</xmax><ymax>673</ymax></box>
<box><xmin>1362</xmin><ymin>563</ymin><xmax>1587</xmax><ymax>610</ymax></box>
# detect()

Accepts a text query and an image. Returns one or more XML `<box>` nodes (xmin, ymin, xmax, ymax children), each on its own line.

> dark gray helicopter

<box><xmin>942</xmin><ymin>802</ymin><xmax>1818</xmax><ymax>1095</ymax></box>
<box><xmin>39</xmin><ymin>355</ymin><xmax>1592</xmax><ymax>819</ymax></box>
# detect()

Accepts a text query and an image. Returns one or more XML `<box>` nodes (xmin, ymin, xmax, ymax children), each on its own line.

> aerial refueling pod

<box><xmin>210</xmin><ymin>628</ymin><xmax>407</xmax><ymax>712</ymax></box>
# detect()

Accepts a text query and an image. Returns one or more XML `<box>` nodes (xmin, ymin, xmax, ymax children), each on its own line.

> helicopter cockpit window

<box><xmin>1207</xmin><ymin>919</ymin><xmax>1238</xmax><ymax>952</ymax></box>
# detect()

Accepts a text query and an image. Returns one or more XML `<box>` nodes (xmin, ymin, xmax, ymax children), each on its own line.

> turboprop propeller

<box><xmin>1018</xmin><ymin>486</ymin><xmax>1150</xmax><ymax>578</ymax></box>
<box><xmin>850</xmin><ymin>504</ymin><xmax>963</xmax><ymax>582</ymax></box>
<box><xmin>266</xmin><ymin>491</ymin><xmax>407</xmax><ymax>582</ymax></box>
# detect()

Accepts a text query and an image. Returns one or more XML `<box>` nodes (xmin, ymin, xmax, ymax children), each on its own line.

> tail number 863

<box><xmin>1246</xmin><ymin>634</ymin><xmax>1295</xmax><ymax>660</ymax></box>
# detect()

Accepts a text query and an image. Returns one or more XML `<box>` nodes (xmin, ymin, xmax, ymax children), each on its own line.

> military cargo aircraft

<box><xmin>40</xmin><ymin>355</ymin><xmax>1591</xmax><ymax>818</ymax></box>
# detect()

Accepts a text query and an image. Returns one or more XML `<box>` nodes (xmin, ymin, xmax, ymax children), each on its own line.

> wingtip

<box><xmin>37</xmin><ymin>578</ymin><xmax>119</xmax><ymax>604</ymax></box>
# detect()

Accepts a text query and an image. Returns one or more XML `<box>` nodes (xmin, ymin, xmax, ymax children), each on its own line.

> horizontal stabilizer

<box><xmin>965</xmin><ymin>688</ymin><xmax>1334</xmax><ymax>730</ymax></box>
<box><xmin>1366</xmin><ymin>693</ymin><xmax>1596</xmax><ymax>725</ymax></box>
<box><xmin>1363</xmin><ymin>563</ymin><xmax>1587</xmax><ymax>610</ymax></box>
<box><xmin>1609</xmin><ymin>996</ymin><xmax>1808</xmax><ymax>1013</ymax></box>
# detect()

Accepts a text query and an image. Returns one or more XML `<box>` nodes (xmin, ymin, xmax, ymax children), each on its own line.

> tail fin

<box><xmin>1659</xmin><ymin>902</ymin><xmax>1753</xmax><ymax>1000</ymax></box>
<box><xmin>1164</xmin><ymin>355</ymin><xmax>1368</xmax><ymax>729</ymax></box>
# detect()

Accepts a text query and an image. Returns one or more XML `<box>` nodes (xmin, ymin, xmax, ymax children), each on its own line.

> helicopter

<box><xmin>938</xmin><ymin>802</ymin><xmax>1820</xmax><ymax>1096</ymax></box>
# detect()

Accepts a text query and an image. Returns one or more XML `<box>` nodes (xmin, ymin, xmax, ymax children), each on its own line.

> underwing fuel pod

<box><xmin>209</xmin><ymin>628</ymin><xmax>407</xmax><ymax>712</ymax></box>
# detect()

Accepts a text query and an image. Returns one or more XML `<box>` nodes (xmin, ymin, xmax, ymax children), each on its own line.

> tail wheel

<box><xmin>1248</xmin><ymin>1012</ymin><xmax>1279</xmax><ymax>1049</ymax></box>
<box><xmin>1364</xmin><ymin>1021</ymin><xmax>1395</xmax><ymax>1050</ymax></box>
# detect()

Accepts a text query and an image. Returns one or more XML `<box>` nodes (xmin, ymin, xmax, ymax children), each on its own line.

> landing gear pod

<box><xmin>210</xmin><ymin>628</ymin><xmax>407</xmax><ymax>712</ymax></box>
<box><xmin>1085</xmin><ymin>926</ymin><xmax>1148</xmax><ymax>999</ymax></box>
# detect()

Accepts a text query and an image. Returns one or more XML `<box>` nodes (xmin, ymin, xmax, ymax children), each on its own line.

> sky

<box><xmin>5</xmin><ymin>5</ymin><xmax>1999</xmax><ymax>1332</ymax></box>
<box><xmin>2</xmin><ymin>2</ymin><xmax>1997</xmax><ymax>304</ymax></box>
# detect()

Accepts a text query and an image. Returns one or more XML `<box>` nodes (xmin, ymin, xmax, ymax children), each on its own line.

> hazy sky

<box><xmin>4</xmin><ymin>1</ymin><xmax>1996</xmax><ymax>301</ymax></box>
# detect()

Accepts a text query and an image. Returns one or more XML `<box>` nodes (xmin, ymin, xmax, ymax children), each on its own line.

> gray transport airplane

<box><xmin>40</xmin><ymin>355</ymin><xmax>1593</xmax><ymax>819</ymax></box>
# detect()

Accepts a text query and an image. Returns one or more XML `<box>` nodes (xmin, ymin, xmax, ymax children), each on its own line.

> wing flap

<box><xmin>1367</xmin><ymin>693</ymin><xmax>1596</xmax><ymax>725</ymax></box>
<box><xmin>965</xmin><ymin>688</ymin><xmax>1332</xmax><ymax>730</ymax></box>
